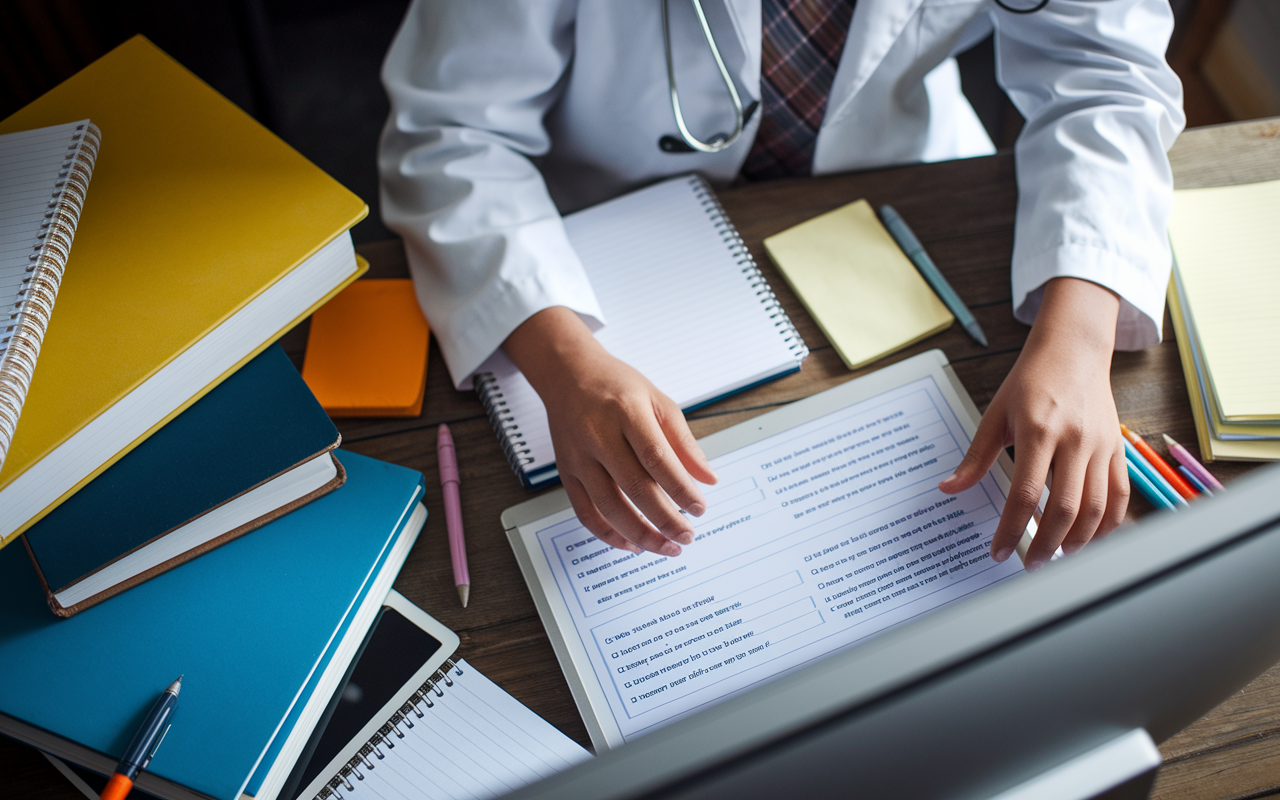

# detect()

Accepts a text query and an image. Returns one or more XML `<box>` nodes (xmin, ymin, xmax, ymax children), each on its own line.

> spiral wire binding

<box><xmin>473</xmin><ymin>370</ymin><xmax>535</xmax><ymax>478</ymax></box>
<box><xmin>0</xmin><ymin>122</ymin><xmax>101</xmax><ymax>470</ymax></box>
<box><xmin>687</xmin><ymin>175</ymin><xmax>809</xmax><ymax>363</ymax></box>
<box><xmin>315</xmin><ymin>659</ymin><xmax>463</xmax><ymax>800</ymax></box>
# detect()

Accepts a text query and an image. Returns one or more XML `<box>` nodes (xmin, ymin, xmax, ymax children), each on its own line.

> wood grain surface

<box><xmin>5</xmin><ymin>118</ymin><xmax>1279</xmax><ymax>798</ymax></box>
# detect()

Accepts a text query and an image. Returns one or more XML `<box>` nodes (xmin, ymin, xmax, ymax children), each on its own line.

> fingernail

<box><xmin>1061</xmin><ymin>541</ymin><xmax>1083</xmax><ymax>556</ymax></box>
<box><xmin>627</xmin><ymin>543</ymin><xmax>642</xmax><ymax>554</ymax></box>
<box><xmin>660</xmin><ymin>542</ymin><xmax>681</xmax><ymax>557</ymax></box>
<box><xmin>676</xmin><ymin>531</ymin><xmax>694</xmax><ymax>545</ymax></box>
<box><xmin>1025</xmin><ymin>559</ymin><xmax>1044</xmax><ymax>573</ymax></box>
<box><xmin>992</xmin><ymin>545</ymin><xmax>1013</xmax><ymax>562</ymax></box>
<box><xmin>688</xmin><ymin>502</ymin><xmax>706</xmax><ymax>517</ymax></box>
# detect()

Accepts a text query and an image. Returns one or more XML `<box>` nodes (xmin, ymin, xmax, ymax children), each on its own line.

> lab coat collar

<box><xmin>824</xmin><ymin>0</ymin><xmax>927</xmax><ymax>126</ymax></box>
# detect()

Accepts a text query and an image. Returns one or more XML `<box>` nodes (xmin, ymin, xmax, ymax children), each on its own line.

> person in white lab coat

<box><xmin>379</xmin><ymin>0</ymin><xmax>1184</xmax><ymax>571</ymax></box>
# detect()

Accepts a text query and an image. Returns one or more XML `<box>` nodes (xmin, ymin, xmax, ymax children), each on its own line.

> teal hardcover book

<box><xmin>0</xmin><ymin>450</ymin><xmax>425</xmax><ymax>800</ymax></box>
<box><xmin>23</xmin><ymin>345</ymin><xmax>345</xmax><ymax>617</ymax></box>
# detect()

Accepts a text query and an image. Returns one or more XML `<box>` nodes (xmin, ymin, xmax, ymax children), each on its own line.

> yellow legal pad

<box><xmin>1169</xmin><ymin>179</ymin><xmax>1280</xmax><ymax>422</ymax></box>
<box><xmin>763</xmin><ymin>200</ymin><xmax>952</xmax><ymax>370</ymax></box>
<box><xmin>0</xmin><ymin>37</ymin><xmax>368</xmax><ymax>546</ymax></box>
<box><xmin>1167</xmin><ymin>177</ymin><xmax>1280</xmax><ymax>462</ymax></box>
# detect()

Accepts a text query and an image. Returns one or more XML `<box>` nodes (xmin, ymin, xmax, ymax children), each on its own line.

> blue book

<box><xmin>0</xmin><ymin>450</ymin><xmax>426</xmax><ymax>800</ymax></box>
<box><xmin>23</xmin><ymin>345</ymin><xmax>344</xmax><ymax>617</ymax></box>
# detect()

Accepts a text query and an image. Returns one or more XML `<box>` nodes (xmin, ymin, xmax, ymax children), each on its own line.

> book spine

<box><xmin>689</xmin><ymin>175</ymin><xmax>810</xmax><ymax>364</ymax></box>
<box><xmin>0</xmin><ymin>122</ymin><xmax>101</xmax><ymax>467</ymax></box>
<box><xmin>474</xmin><ymin>371</ymin><xmax>536</xmax><ymax>479</ymax></box>
<box><xmin>314</xmin><ymin>659</ymin><xmax>462</xmax><ymax>800</ymax></box>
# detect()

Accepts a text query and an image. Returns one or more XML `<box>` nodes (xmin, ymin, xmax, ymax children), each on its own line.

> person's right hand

<box><xmin>503</xmin><ymin>307</ymin><xmax>718</xmax><ymax>557</ymax></box>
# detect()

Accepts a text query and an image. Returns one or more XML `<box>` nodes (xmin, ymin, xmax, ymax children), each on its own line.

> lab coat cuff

<box><xmin>1012</xmin><ymin>242</ymin><xmax>1169</xmax><ymax>352</ymax></box>
<box><xmin>440</xmin><ymin>240</ymin><xmax>605</xmax><ymax>389</ymax></box>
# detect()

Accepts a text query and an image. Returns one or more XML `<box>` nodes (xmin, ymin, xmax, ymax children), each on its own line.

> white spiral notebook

<box><xmin>475</xmin><ymin>174</ymin><xmax>810</xmax><ymax>488</ymax></box>
<box><xmin>0</xmin><ymin>120</ymin><xmax>100</xmax><ymax>472</ymax></box>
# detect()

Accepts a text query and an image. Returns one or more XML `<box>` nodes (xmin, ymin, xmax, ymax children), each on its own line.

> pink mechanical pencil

<box><xmin>437</xmin><ymin>423</ymin><xmax>471</xmax><ymax>607</ymax></box>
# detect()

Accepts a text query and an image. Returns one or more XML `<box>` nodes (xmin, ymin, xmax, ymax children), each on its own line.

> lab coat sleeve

<box><xmin>993</xmin><ymin>0</ymin><xmax>1184</xmax><ymax>350</ymax></box>
<box><xmin>379</xmin><ymin>0</ymin><xmax>603</xmax><ymax>389</ymax></box>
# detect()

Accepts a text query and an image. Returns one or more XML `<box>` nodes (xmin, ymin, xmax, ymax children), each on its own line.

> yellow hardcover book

<box><xmin>0</xmin><ymin>36</ymin><xmax>369</xmax><ymax>547</ymax></box>
<box><xmin>763</xmin><ymin>199</ymin><xmax>953</xmax><ymax>370</ymax></box>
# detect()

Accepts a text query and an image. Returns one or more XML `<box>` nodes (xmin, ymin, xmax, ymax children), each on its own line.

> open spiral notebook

<box><xmin>0</xmin><ymin>120</ymin><xmax>100</xmax><ymax>473</ymax></box>
<box><xmin>474</xmin><ymin>174</ymin><xmax>810</xmax><ymax>488</ymax></box>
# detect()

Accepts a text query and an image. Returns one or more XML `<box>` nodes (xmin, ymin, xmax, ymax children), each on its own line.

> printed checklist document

<box><xmin>504</xmin><ymin>351</ymin><xmax>1034</xmax><ymax>749</ymax></box>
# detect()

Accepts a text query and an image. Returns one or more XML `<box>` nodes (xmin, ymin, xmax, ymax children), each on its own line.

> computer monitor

<box><xmin>505</xmin><ymin>463</ymin><xmax>1280</xmax><ymax>800</ymax></box>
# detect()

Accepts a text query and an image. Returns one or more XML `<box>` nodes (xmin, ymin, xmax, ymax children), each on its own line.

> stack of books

<box><xmin>0</xmin><ymin>36</ymin><xmax>434</xmax><ymax>800</ymax></box>
<box><xmin>1167</xmin><ymin>178</ymin><xmax>1280</xmax><ymax>462</ymax></box>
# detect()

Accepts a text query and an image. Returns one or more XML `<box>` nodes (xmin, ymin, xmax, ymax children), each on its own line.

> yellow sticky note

<box><xmin>763</xmin><ymin>200</ymin><xmax>952</xmax><ymax>370</ymax></box>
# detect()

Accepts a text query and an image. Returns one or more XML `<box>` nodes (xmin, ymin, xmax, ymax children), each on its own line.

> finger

<box><xmin>583</xmin><ymin>465</ymin><xmax>682</xmax><ymax>556</ymax></box>
<box><xmin>602</xmin><ymin>447</ymin><xmax>696</xmax><ymax>546</ymax></box>
<box><xmin>655</xmin><ymin>398</ymin><xmax>718</xmax><ymax>490</ymax></box>
<box><xmin>1096</xmin><ymin>444</ymin><xmax>1130</xmax><ymax>539</ymax></box>
<box><xmin>564</xmin><ymin>475</ymin><xmax>640</xmax><ymax>554</ymax></box>
<box><xmin>626</xmin><ymin>410</ymin><xmax>709</xmax><ymax>516</ymax></box>
<box><xmin>940</xmin><ymin>402</ymin><xmax>1010</xmax><ymax>494</ymax></box>
<box><xmin>991</xmin><ymin>434</ymin><xmax>1052</xmax><ymax>567</ymax></box>
<box><xmin>1024</xmin><ymin>448</ymin><xmax>1085</xmax><ymax>569</ymax></box>
<box><xmin>1059</xmin><ymin>452</ymin><xmax>1111</xmax><ymax>556</ymax></box>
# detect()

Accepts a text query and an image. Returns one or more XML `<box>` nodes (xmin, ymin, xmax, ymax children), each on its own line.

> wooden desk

<box><xmin>6</xmin><ymin>118</ymin><xmax>1280</xmax><ymax>798</ymax></box>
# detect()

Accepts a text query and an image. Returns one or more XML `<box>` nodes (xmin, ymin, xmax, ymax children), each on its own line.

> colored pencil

<box><xmin>1162</xmin><ymin>434</ymin><xmax>1226</xmax><ymax>492</ymax></box>
<box><xmin>1178</xmin><ymin>464</ymin><xmax>1210</xmax><ymax>496</ymax></box>
<box><xmin>1121</xmin><ymin>425</ymin><xmax>1197</xmax><ymax>500</ymax></box>
<box><xmin>1126</xmin><ymin>453</ymin><xmax>1176</xmax><ymax>511</ymax></box>
<box><xmin>1122</xmin><ymin>438</ymin><xmax>1188</xmax><ymax>508</ymax></box>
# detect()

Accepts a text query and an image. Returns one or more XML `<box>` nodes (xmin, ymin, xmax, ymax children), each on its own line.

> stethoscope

<box><xmin>659</xmin><ymin>0</ymin><xmax>1049</xmax><ymax>155</ymax></box>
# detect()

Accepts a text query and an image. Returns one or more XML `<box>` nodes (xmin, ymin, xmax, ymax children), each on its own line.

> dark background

<box><xmin>0</xmin><ymin>0</ymin><xmax>1226</xmax><ymax>247</ymax></box>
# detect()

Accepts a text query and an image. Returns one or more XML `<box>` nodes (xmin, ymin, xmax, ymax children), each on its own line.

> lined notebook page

<box><xmin>1169</xmin><ymin>179</ymin><xmax>1280</xmax><ymax>421</ymax></box>
<box><xmin>0</xmin><ymin>121</ymin><xmax>89</xmax><ymax>353</ymax></box>
<box><xmin>343</xmin><ymin>660</ymin><xmax>590</xmax><ymax>800</ymax></box>
<box><xmin>476</xmin><ymin>175</ymin><xmax>807</xmax><ymax>480</ymax></box>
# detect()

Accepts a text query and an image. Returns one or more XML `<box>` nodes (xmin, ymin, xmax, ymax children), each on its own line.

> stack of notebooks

<box><xmin>0</xmin><ymin>35</ymin><xmax>368</xmax><ymax>553</ymax></box>
<box><xmin>0</xmin><ymin>35</ymin><xmax>593</xmax><ymax>800</ymax></box>
<box><xmin>1167</xmin><ymin>178</ymin><xmax>1280</xmax><ymax>462</ymax></box>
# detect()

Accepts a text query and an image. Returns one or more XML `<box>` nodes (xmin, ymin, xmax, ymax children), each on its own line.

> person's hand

<box><xmin>939</xmin><ymin>278</ymin><xmax>1129</xmax><ymax>572</ymax></box>
<box><xmin>503</xmin><ymin>307</ymin><xmax>718</xmax><ymax>556</ymax></box>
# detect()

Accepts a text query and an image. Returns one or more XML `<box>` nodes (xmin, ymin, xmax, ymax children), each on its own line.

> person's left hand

<box><xmin>938</xmin><ymin>277</ymin><xmax>1130</xmax><ymax>572</ymax></box>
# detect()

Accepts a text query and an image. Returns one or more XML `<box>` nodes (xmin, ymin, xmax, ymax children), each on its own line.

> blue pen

<box><xmin>1178</xmin><ymin>464</ymin><xmax>1211</xmax><ymax>496</ymax></box>
<box><xmin>1122</xmin><ymin>438</ymin><xmax>1187</xmax><ymax>508</ymax></box>
<box><xmin>1126</xmin><ymin>454</ymin><xmax>1176</xmax><ymax>511</ymax></box>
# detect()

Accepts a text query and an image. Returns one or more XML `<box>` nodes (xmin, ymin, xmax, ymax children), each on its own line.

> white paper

<box><xmin>0</xmin><ymin>121</ymin><xmax>91</xmax><ymax>353</ymax></box>
<box><xmin>343</xmin><ymin>660</ymin><xmax>590</xmax><ymax>800</ymax></box>
<box><xmin>526</xmin><ymin>376</ymin><xmax>1023</xmax><ymax>742</ymax></box>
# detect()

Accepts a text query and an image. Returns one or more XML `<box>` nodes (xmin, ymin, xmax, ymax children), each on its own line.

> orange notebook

<box><xmin>302</xmin><ymin>279</ymin><xmax>430</xmax><ymax>417</ymax></box>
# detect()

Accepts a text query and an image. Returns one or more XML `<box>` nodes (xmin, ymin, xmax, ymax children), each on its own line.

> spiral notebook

<box><xmin>475</xmin><ymin>174</ymin><xmax>810</xmax><ymax>488</ymax></box>
<box><xmin>291</xmin><ymin>591</ymin><xmax>590</xmax><ymax>800</ymax></box>
<box><xmin>0</xmin><ymin>119</ymin><xmax>100</xmax><ymax>473</ymax></box>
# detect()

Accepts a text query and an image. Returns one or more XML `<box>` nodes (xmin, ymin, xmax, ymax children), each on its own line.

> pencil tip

<box><xmin>458</xmin><ymin>585</ymin><xmax>470</xmax><ymax>608</ymax></box>
<box><xmin>1162</xmin><ymin>433</ymin><xmax>1177</xmax><ymax>447</ymax></box>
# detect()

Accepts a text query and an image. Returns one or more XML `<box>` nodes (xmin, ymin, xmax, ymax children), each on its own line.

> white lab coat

<box><xmin>379</xmin><ymin>0</ymin><xmax>1184</xmax><ymax>389</ymax></box>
